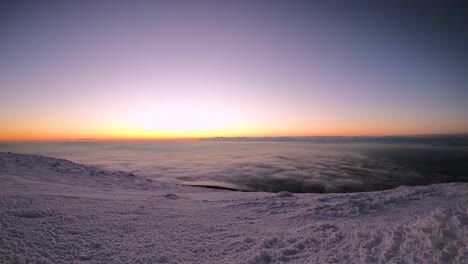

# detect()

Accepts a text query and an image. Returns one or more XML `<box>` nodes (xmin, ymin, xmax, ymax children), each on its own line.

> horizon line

<box><xmin>1</xmin><ymin>132</ymin><xmax>468</xmax><ymax>142</ymax></box>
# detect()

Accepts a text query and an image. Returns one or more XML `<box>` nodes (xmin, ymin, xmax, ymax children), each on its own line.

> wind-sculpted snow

<box><xmin>0</xmin><ymin>152</ymin><xmax>467</xmax><ymax>263</ymax></box>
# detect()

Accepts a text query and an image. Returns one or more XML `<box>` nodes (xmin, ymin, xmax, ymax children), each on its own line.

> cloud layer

<box><xmin>1</xmin><ymin>140</ymin><xmax>467</xmax><ymax>193</ymax></box>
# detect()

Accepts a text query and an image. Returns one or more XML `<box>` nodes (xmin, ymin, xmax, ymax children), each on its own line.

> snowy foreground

<box><xmin>0</xmin><ymin>152</ymin><xmax>466</xmax><ymax>264</ymax></box>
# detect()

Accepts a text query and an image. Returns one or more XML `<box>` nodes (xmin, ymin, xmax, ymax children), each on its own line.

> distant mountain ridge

<box><xmin>201</xmin><ymin>134</ymin><xmax>468</xmax><ymax>146</ymax></box>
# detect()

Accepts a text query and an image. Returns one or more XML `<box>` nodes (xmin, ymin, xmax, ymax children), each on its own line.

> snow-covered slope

<box><xmin>0</xmin><ymin>152</ymin><xmax>466</xmax><ymax>263</ymax></box>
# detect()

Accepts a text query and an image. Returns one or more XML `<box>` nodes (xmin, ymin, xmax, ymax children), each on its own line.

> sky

<box><xmin>1</xmin><ymin>1</ymin><xmax>467</xmax><ymax>140</ymax></box>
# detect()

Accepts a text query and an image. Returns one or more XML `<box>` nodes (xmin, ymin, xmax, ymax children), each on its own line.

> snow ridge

<box><xmin>0</xmin><ymin>152</ymin><xmax>466</xmax><ymax>263</ymax></box>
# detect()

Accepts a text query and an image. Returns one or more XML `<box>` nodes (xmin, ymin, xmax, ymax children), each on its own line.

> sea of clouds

<box><xmin>1</xmin><ymin>138</ymin><xmax>467</xmax><ymax>193</ymax></box>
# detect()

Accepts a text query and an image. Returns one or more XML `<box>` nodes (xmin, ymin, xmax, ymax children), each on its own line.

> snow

<box><xmin>0</xmin><ymin>152</ymin><xmax>467</xmax><ymax>263</ymax></box>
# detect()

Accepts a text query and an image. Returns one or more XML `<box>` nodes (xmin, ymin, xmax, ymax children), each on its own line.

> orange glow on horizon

<box><xmin>1</xmin><ymin>124</ymin><xmax>466</xmax><ymax>141</ymax></box>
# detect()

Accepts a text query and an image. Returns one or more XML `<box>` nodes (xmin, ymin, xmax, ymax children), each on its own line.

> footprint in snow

<box><xmin>162</xmin><ymin>193</ymin><xmax>179</xmax><ymax>199</ymax></box>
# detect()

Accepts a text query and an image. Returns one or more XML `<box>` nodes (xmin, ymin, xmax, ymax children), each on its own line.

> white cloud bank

<box><xmin>1</xmin><ymin>140</ymin><xmax>467</xmax><ymax>193</ymax></box>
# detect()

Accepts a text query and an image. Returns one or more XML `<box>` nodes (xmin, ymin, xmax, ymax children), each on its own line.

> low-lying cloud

<box><xmin>1</xmin><ymin>140</ymin><xmax>467</xmax><ymax>193</ymax></box>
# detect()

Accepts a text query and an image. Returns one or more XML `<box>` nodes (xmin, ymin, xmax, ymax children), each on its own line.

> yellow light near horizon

<box><xmin>2</xmin><ymin>103</ymin><xmax>465</xmax><ymax>141</ymax></box>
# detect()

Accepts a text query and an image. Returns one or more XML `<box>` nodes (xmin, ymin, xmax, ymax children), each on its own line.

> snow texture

<box><xmin>0</xmin><ymin>152</ymin><xmax>467</xmax><ymax>263</ymax></box>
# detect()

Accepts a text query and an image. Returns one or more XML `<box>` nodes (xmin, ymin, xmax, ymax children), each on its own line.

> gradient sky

<box><xmin>1</xmin><ymin>1</ymin><xmax>467</xmax><ymax>140</ymax></box>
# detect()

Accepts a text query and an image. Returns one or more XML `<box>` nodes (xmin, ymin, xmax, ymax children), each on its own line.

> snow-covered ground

<box><xmin>0</xmin><ymin>152</ymin><xmax>466</xmax><ymax>264</ymax></box>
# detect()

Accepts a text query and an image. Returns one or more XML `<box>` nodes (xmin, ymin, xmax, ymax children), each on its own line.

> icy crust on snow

<box><xmin>0</xmin><ymin>152</ymin><xmax>467</xmax><ymax>264</ymax></box>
